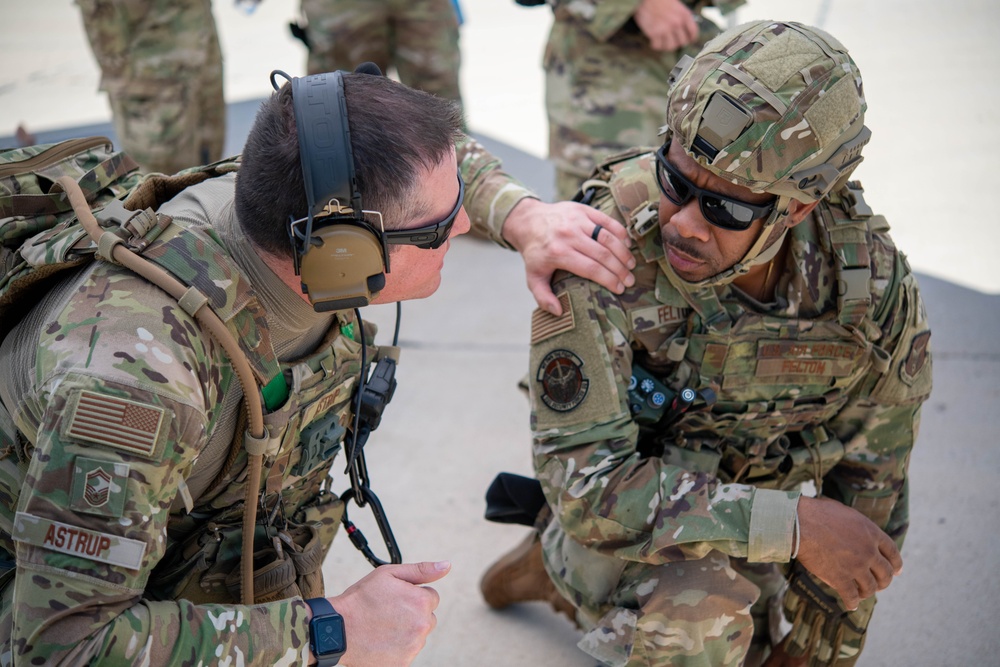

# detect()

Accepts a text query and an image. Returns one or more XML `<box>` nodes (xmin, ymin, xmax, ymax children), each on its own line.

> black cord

<box><xmin>346</xmin><ymin>307</ymin><xmax>367</xmax><ymax>479</ymax></box>
<box><xmin>393</xmin><ymin>301</ymin><xmax>401</xmax><ymax>346</ymax></box>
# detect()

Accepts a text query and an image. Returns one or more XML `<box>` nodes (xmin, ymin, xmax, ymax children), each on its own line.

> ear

<box><xmin>785</xmin><ymin>199</ymin><xmax>820</xmax><ymax>228</ymax></box>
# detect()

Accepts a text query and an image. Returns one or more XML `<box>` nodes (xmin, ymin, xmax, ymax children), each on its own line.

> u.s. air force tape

<box><xmin>12</xmin><ymin>512</ymin><xmax>146</xmax><ymax>570</ymax></box>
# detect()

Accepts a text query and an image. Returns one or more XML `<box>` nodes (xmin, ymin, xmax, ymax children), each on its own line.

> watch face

<box><xmin>314</xmin><ymin>615</ymin><xmax>347</xmax><ymax>655</ymax></box>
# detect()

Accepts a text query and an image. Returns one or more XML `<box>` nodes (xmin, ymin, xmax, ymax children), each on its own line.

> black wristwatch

<box><xmin>305</xmin><ymin>597</ymin><xmax>347</xmax><ymax>666</ymax></box>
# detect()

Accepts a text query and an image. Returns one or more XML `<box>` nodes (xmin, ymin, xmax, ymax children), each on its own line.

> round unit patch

<box><xmin>537</xmin><ymin>349</ymin><xmax>589</xmax><ymax>412</ymax></box>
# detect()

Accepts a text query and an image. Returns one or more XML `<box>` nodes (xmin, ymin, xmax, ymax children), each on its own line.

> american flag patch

<box><xmin>66</xmin><ymin>391</ymin><xmax>163</xmax><ymax>458</ymax></box>
<box><xmin>531</xmin><ymin>292</ymin><xmax>575</xmax><ymax>345</ymax></box>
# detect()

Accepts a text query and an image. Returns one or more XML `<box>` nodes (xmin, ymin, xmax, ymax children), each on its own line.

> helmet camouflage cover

<box><xmin>666</xmin><ymin>21</ymin><xmax>870</xmax><ymax>203</ymax></box>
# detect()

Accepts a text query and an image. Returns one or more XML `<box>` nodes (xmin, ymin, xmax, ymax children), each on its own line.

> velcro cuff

<box><xmin>748</xmin><ymin>489</ymin><xmax>800</xmax><ymax>562</ymax></box>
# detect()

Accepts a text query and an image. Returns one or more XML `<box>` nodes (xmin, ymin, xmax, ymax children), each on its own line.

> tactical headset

<box><xmin>270</xmin><ymin>65</ymin><xmax>389</xmax><ymax>312</ymax></box>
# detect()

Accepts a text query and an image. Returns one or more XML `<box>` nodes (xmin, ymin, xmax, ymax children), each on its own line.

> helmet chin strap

<box><xmin>663</xmin><ymin>195</ymin><xmax>792</xmax><ymax>291</ymax></box>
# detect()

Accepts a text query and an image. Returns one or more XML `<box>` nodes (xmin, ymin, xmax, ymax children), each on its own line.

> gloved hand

<box><xmin>778</xmin><ymin>563</ymin><xmax>876</xmax><ymax>666</ymax></box>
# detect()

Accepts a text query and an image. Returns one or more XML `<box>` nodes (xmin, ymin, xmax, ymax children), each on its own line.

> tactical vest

<box><xmin>0</xmin><ymin>143</ymin><xmax>374</xmax><ymax>604</ymax></box>
<box><xmin>592</xmin><ymin>150</ymin><xmax>905</xmax><ymax>494</ymax></box>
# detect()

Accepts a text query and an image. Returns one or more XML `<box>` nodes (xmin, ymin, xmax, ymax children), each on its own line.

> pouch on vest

<box><xmin>148</xmin><ymin>491</ymin><xmax>344</xmax><ymax>604</ymax></box>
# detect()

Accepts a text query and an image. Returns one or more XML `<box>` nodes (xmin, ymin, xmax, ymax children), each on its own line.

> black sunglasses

<box><xmin>383</xmin><ymin>171</ymin><xmax>465</xmax><ymax>249</ymax></box>
<box><xmin>654</xmin><ymin>143</ymin><xmax>775</xmax><ymax>231</ymax></box>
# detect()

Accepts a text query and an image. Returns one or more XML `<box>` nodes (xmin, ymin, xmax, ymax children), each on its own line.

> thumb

<box><xmin>389</xmin><ymin>560</ymin><xmax>452</xmax><ymax>585</ymax></box>
<box><xmin>527</xmin><ymin>276</ymin><xmax>562</xmax><ymax>316</ymax></box>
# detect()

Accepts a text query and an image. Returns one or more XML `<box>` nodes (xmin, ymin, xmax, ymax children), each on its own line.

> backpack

<box><xmin>0</xmin><ymin>136</ymin><xmax>143</xmax><ymax>337</ymax></box>
<box><xmin>0</xmin><ymin>137</ymin><xmax>276</xmax><ymax>604</ymax></box>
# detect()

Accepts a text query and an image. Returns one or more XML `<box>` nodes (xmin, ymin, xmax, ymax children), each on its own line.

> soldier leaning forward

<box><xmin>0</xmin><ymin>71</ymin><xmax>467</xmax><ymax>665</ymax></box>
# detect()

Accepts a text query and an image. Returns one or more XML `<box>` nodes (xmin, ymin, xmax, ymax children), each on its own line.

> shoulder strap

<box><xmin>96</xmin><ymin>200</ymin><xmax>281</xmax><ymax>386</ymax></box>
<box><xmin>819</xmin><ymin>182</ymin><xmax>883</xmax><ymax>329</ymax></box>
<box><xmin>61</xmin><ymin>175</ymin><xmax>278</xmax><ymax>605</ymax></box>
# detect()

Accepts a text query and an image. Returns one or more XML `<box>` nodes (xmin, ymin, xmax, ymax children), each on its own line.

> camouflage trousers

<box><xmin>301</xmin><ymin>0</ymin><xmax>463</xmax><ymax>108</ymax></box>
<box><xmin>542</xmin><ymin>521</ymin><xmax>786</xmax><ymax>667</ymax></box>
<box><xmin>544</xmin><ymin>16</ymin><xmax>721</xmax><ymax>200</ymax></box>
<box><xmin>76</xmin><ymin>0</ymin><xmax>225</xmax><ymax>175</ymax></box>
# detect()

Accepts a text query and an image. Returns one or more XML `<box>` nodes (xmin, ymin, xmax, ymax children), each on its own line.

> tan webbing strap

<box><xmin>58</xmin><ymin>176</ymin><xmax>268</xmax><ymax>605</ymax></box>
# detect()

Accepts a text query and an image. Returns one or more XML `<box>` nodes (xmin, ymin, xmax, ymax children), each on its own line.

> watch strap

<box><xmin>306</xmin><ymin>596</ymin><xmax>336</xmax><ymax>617</ymax></box>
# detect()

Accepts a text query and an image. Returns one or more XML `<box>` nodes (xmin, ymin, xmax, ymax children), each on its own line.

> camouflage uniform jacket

<box><xmin>548</xmin><ymin>0</ymin><xmax>745</xmax><ymax>43</ymax></box>
<box><xmin>0</xmin><ymin>175</ymin><xmax>374</xmax><ymax>664</ymax></box>
<box><xmin>529</xmin><ymin>151</ymin><xmax>931</xmax><ymax>620</ymax></box>
<box><xmin>458</xmin><ymin>135</ymin><xmax>536</xmax><ymax>248</ymax></box>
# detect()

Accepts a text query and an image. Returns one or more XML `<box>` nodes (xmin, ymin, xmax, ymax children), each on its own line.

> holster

<box><xmin>484</xmin><ymin>472</ymin><xmax>548</xmax><ymax>530</ymax></box>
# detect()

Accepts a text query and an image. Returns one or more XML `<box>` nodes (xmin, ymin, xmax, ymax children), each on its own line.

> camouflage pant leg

<box><xmin>302</xmin><ymin>0</ymin><xmax>392</xmax><ymax>76</ymax></box>
<box><xmin>387</xmin><ymin>0</ymin><xmax>462</xmax><ymax>106</ymax></box>
<box><xmin>542</xmin><ymin>522</ymin><xmax>759</xmax><ymax>667</ymax></box>
<box><xmin>544</xmin><ymin>16</ymin><xmax>722</xmax><ymax>200</ymax></box>
<box><xmin>0</xmin><ymin>571</ymin><xmax>13</xmax><ymax>667</ymax></box>
<box><xmin>730</xmin><ymin>559</ymin><xmax>789</xmax><ymax>666</ymax></box>
<box><xmin>77</xmin><ymin>0</ymin><xmax>225</xmax><ymax>174</ymax></box>
<box><xmin>302</xmin><ymin>0</ymin><xmax>462</xmax><ymax>107</ymax></box>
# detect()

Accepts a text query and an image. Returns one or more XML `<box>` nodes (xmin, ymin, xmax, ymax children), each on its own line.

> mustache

<box><xmin>662</xmin><ymin>233</ymin><xmax>707</xmax><ymax>262</ymax></box>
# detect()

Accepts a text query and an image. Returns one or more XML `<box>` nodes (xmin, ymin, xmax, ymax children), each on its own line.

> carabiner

<box><xmin>340</xmin><ymin>486</ymin><xmax>402</xmax><ymax>567</ymax></box>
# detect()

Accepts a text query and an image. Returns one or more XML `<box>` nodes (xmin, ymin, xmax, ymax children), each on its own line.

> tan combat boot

<box><xmin>480</xmin><ymin>531</ymin><xmax>579</xmax><ymax>627</ymax></box>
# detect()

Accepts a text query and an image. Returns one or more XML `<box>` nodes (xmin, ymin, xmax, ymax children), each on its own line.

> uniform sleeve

<box><xmin>530</xmin><ymin>274</ymin><xmax>799</xmax><ymax>565</ymax></box>
<box><xmin>8</xmin><ymin>271</ymin><xmax>312</xmax><ymax>666</ymax></box>
<box><xmin>787</xmin><ymin>260</ymin><xmax>932</xmax><ymax>658</ymax></box>
<box><xmin>553</xmin><ymin>0</ymin><xmax>746</xmax><ymax>43</ymax></box>
<box><xmin>568</xmin><ymin>0</ymin><xmax>643</xmax><ymax>42</ymax></box>
<box><xmin>457</xmin><ymin>134</ymin><xmax>537</xmax><ymax>248</ymax></box>
<box><xmin>10</xmin><ymin>372</ymin><xmax>312</xmax><ymax>666</ymax></box>
<box><xmin>826</xmin><ymin>268</ymin><xmax>932</xmax><ymax>545</ymax></box>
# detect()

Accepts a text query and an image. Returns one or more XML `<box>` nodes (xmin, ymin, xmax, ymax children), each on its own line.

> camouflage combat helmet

<box><xmin>659</xmin><ymin>20</ymin><xmax>870</xmax><ymax>290</ymax></box>
<box><xmin>666</xmin><ymin>20</ymin><xmax>870</xmax><ymax>204</ymax></box>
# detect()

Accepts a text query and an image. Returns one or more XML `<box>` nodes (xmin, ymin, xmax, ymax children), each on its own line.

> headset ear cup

<box><xmin>299</xmin><ymin>222</ymin><xmax>387</xmax><ymax>311</ymax></box>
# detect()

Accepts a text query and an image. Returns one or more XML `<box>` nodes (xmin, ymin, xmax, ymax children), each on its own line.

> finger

<box><xmin>879</xmin><ymin>537</ymin><xmax>904</xmax><ymax>575</ymax></box>
<box><xmin>580</xmin><ymin>205</ymin><xmax>631</xmax><ymax>244</ymax></box>
<box><xmin>573</xmin><ymin>236</ymin><xmax>635</xmax><ymax>287</ymax></box>
<box><xmin>527</xmin><ymin>276</ymin><xmax>564</xmax><ymax>316</ymax></box>
<box><xmin>870</xmin><ymin>559</ymin><xmax>895</xmax><ymax>591</ymax></box>
<box><xmin>559</xmin><ymin>255</ymin><xmax>627</xmax><ymax>295</ymax></box>
<box><xmin>391</xmin><ymin>560</ymin><xmax>452</xmax><ymax>585</ymax></box>
<box><xmin>422</xmin><ymin>585</ymin><xmax>441</xmax><ymax>611</ymax></box>
<box><xmin>855</xmin><ymin>571</ymin><xmax>878</xmax><ymax>601</ymax></box>
<box><xmin>584</xmin><ymin>219</ymin><xmax>636</xmax><ymax>273</ymax></box>
<box><xmin>682</xmin><ymin>14</ymin><xmax>700</xmax><ymax>44</ymax></box>
<box><xmin>836</xmin><ymin>579</ymin><xmax>860</xmax><ymax>612</ymax></box>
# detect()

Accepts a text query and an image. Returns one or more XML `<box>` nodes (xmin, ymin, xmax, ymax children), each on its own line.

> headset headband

<box><xmin>292</xmin><ymin>71</ymin><xmax>362</xmax><ymax>221</ymax></box>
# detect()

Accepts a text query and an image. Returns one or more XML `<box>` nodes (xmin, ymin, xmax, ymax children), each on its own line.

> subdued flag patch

<box><xmin>66</xmin><ymin>391</ymin><xmax>163</xmax><ymax>459</ymax></box>
<box><xmin>531</xmin><ymin>292</ymin><xmax>575</xmax><ymax>345</ymax></box>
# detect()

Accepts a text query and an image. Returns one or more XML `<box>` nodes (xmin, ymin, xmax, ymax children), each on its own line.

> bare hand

<box><xmin>761</xmin><ymin>638</ymin><xmax>808</xmax><ymax>667</ymax></box>
<box><xmin>325</xmin><ymin>560</ymin><xmax>451</xmax><ymax>667</ymax></box>
<box><xmin>796</xmin><ymin>496</ymin><xmax>903</xmax><ymax>611</ymax></box>
<box><xmin>502</xmin><ymin>198</ymin><xmax>635</xmax><ymax>315</ymax></box>
<box><xmin>634</xmin><ymin>0</ymin><xmax>700</xmax><ymax>51</ymax></box>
